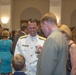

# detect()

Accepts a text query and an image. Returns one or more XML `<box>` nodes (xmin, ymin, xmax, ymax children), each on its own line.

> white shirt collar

<box><xmin>29</xmin><ymin>34</ymin><xmax>38</xmax><ymax>40</ymax></box>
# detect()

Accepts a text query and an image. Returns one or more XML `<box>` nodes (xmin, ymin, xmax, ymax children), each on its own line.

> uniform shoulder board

<box><xmin>20</xmin><ymin>35</ymin><xmax>28</xmax><ymax>39</ymax></box>
<box><xmin>38</xmin><ymin>36</ymin><xmax>46</xmax><ymax>41</ymax></box>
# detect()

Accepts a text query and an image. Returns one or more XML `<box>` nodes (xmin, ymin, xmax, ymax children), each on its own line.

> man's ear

<box><xmin>37</xmin><ymin>25</ymin><xmax>40</xmax><ymax>31</ymax></box>
<box><xmin>44</xmin><ymin>21</ymin><xmax>49</xmax><ymax>27</ymax></box>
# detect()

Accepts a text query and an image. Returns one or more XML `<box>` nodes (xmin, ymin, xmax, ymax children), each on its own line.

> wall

<box><xmin>49</xmin><ymin>0</ymin><xmax>61</xmax><ymax>26</ymax></box>
<box><xmin>1</xmin><ymin>0</ymin><xmax>76</xmax><ymax>30</ymax></box>
<box><xmin>1</xmin><ymin>5</ymin><xmax>11</xmax><ymax>30</ymax></box>
<box><xmin>12</xmin><ymin>0</ymin><xmax>49</xmax><ymax>30</ymax></box>
<box><xmin>61</xmin><ymin>0</ymin><xmax>76</xmax><ymax>27</ymax></box>
<box><xmin>0</xmin><ymin>0</ymin><xmax>12</xmax><ymax>31</ymax></box>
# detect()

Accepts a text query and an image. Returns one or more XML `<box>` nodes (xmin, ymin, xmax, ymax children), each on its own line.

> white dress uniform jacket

<box><xmin>14</xmin><ymin>34</ymin><xmax>46</xmax><ymax>75</ymax></box>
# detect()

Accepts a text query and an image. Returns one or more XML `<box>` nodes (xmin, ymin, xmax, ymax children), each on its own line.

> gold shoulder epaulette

<box><xmin>38</xmin><ymin>36</ymin><xmax>46</xmax><ymax>41</ymax></box>
<box><xmin>20</xmin><ymin>35</ymin><xmax>28</xmax><ymax>39</ymax></box>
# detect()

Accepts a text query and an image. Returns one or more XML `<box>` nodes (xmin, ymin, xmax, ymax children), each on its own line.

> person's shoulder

<box><xmin>69</xmin><ymin>40</ymin><xmax>76</xmax><ymax>48</ymax></box>
<box><xmin>38</xmin><ymin>35</ymin><xmax>46</xmax><ymax>41</ymax></box>
<box><xmin>71</xmin><ymin>42</ymin><xmax>76</xmax><ymax>48</ymax></box>
<box><xmin>7</xmin><ymin>39</ymin><xmax>12</xmax><ymax>42</ymax></box>
<box><xmin>20</xmin><ymin>35</ymin><xmax>28</xmax><ymax>39</ymax></box>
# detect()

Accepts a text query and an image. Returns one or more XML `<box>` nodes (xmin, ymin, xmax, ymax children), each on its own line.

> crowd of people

<box><xmin>0</xmin><ymin>12</ymin><xmax>76</xmax><ymax>75</ymax></box>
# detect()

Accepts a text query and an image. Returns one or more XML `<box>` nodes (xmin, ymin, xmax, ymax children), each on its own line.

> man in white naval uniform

<box><xmin>14</xmin><ymin>19</ymin><xmax>46</xmax><ymax>75</ymax></box>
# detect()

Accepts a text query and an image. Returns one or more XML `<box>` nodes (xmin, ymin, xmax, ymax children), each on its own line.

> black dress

<box><xmin>67</xmin><ymin>42</ymin><xmax>75</xmax><ymax>75</ymax></box>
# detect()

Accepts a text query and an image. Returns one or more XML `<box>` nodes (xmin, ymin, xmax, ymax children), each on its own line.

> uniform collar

<box><xmin>29</xmin><ymin>34</ymin><xmax>38</xmax><ymax>40</ymax></box>
<box><xmin>21</xmin><ymin>31</ymin><xmax>26</xmax><ymax>34</ymax></box>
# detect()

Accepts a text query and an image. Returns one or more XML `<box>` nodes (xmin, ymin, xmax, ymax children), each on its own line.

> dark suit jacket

<box><xmin>13</xmin><ymin>71</ymin><xmax>27</xmax><ymax>75</ymax></box>
<box><xmin>12</xmin><ymin>31</ymin><xmax>25</xmax><ymax>55</ymax></box>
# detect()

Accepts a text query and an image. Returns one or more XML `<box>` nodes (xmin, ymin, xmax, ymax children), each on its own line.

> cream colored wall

<box><xmin>0</xmin><ymin>0</ymin><xmax>12</xmax><ymax>31</ymax></box>
<box><xmin>61</xmin><ymin>0</ymin><xmax>76</xmax><ymax>27</ymax></box>
<box><xmin>1</xmin><ymin>0</ymin><xmax>76</xmax><ymax>30</ymax></box>
<box><xmin>1</xmin><ymin>5</ymin><xmax>12</xmax><ymax>31</ymax></box>
<box><xmin>49</xmin><ymin>0</ymin><xmax>61</xmax><ymax>26</ymax></box>
<box><xmin>12</xmin><ymin>0</ymin><xmax>49</xmax><ymax>30</ymax></box>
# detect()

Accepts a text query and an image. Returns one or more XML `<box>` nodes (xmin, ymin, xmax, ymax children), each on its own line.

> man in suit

<box><xmin>36</xmin><ymin>12</ymin><xmax>68</xmax><ymax>75</ymax></box>
<box><xmin>12</xmin><ymin>25</ymin><xmax>28</xmax><ymax>55</ymax></box>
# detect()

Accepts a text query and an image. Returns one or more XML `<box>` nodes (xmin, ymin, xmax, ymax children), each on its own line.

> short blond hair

<box><xmin>40</xmin><ymin>12</ymin><xmax>57</xmax><ymax>25</ymax></box>
<box><xmin>2</xmin><ymin>30</ymin><xmax>9</xmax><ymax>37</ymax></box>
<box><xmin>12</xmin><ymin>54</ymin><xmax>25</xmax><ymax>71</ymax></box>
<box><xmin>59</xmin><ymin>24</ymin><xmax>72</xmax><ymax>40</ymax></box>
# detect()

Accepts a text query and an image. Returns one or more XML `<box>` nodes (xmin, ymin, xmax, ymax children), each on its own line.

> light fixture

<box><xmin>1</xmin><ymin>17</ymin><xmax>9</xmax><ymax>24</ymax></box>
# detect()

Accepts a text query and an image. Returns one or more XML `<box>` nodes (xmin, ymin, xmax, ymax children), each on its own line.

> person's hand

<box><xmin>0</xmin><ymin>59</ymin><xmax>1</xmax><ymax>64</ymax></box>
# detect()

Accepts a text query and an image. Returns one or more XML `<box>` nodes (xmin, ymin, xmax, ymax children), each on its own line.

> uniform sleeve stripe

<box><xmin>38</xmin><ymin>36</ymin><xmax>46</xmax><ymax>41</ymax></box>
<box><xmin>20</xmin><ymin>35</ymin><xmax>28</xmax><ymax>39</ymax></box>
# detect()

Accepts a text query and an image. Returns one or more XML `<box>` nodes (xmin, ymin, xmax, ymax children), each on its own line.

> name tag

<box><xmin>22</xmin><ymin>45</ymin><xmax>29</xmax><ymax>47</ymax></box>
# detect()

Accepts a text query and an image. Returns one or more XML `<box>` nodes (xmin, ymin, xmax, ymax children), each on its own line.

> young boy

<box><xmin>12</xmin><ymin>54</ymin><xmax>26</xmax><ymax>75</ymax></box>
